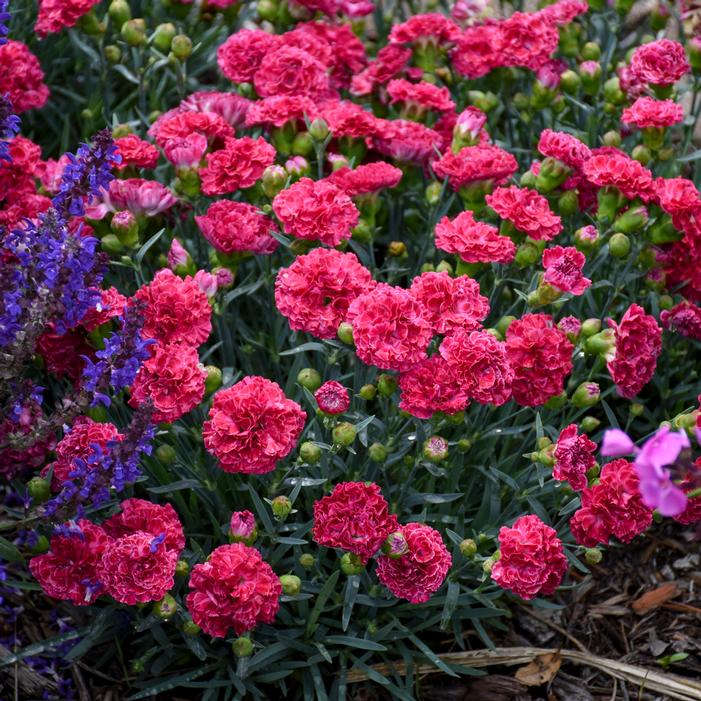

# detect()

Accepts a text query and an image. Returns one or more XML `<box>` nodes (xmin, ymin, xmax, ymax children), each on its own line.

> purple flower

<box><xmin>0</xmin><ymin>0</ymin><xmax>10</xmax><ymax>46</ymax></box>
<box><xmin>601</xmin><ymin>428</ymin><xmax>637</xmax><ymax>457</ymax></box>
<box><xmin>0</xmin><ymin>94</ymin><xmax>20</xmax><ymax>162</ymax></box>
<box><xmin>601</xmin><ymin>426</ymin><xmax>690</xmax><ymax>517</ymax></box>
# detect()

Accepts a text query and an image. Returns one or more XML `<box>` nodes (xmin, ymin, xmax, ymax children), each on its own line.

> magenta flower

<box><xmin>601</xmin><ymin>427</ymin><xmax>690</xmax><ymax>517</ymax></box>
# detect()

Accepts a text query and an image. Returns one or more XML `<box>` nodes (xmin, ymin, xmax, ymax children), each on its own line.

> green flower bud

<box><xmin>581</xmin><ymin>41</ymin><xmax>601</xmax><ymax>61</ymax></box>
<box><xmin>571</xmin><ymin>382</ymin><xmax>601</xmax><ymax>408</ymax></box>
<box><xmin>381</xmin><ymin>531</ymin><xmax>409</xmax><ymax>559</ymax></box>
<box><xmin>175</xmin><ymin>560</ymin><xmax>190</xmax><ymax>577</ymax></box>
<box><xmin>459</xmin><ymin>538</ymin><xmax>477</xmax><ymax>557</ymax></box>
<box><xmin>559</xmin><ymin>69</ymin><xmax>581</xmax><ymax>94</ymax></box>
<box><xmin>602</xmin><ymin>76</ymin><xmax>624</xmax><ymax>104</ymax></box>
<box><xmin>557</xmin><ymin>190</ymin><xmax>579</xmax><ymax>216</ymax></box>
<box><xmin>155</xmin><ymin>444</ymin><xmax>176</xmax><ymax>464</ymax></box>
<box><xmin>297</xmin><ymin>368</ymin><xmax>322</xmax><ymax>392</ymax></box>
<box><xmin>630</xmin><ymin>402</ymin><xmax>644</xmax><ymax>417</ymax></box>
<box><xmin>596</xmin><ymin>186</ymin><xmax>624</xmax><ymax>223</ymax></box>
<box><xmin>299</xmin><ymin>553</ymin><xmax>315</xmax><ymax>569</ymax></box>
<box><xmin>609</xmin><ymin>232</ymin><xmax>631</xmax><ymax>259</ymax></box>
<box><xmin>280</xmin><ymin>574</ymin><xmax>302</xmax><ymax>596</ymax></box>
<box><xmin>613</xmin><ymin>206</ymin><xmax>648</xmax><ymax>235</ymax></box>
<box><xmin>340</xmin><ymin>552</ymin><xmax>364</xmax><ymax>576</ymax></box>
<box><xmin>435</xmin><ymin>260</ymin><xmax>453</xmax><ymax>275</ymax></box>
<box><xmin>495</xmin><ymin>316</ymin><xmax>516</xmax><ymax>337</ymax></box>
<box><xmin>101</xmin><ymin>234</ymin><xmax>123</xmax><ymax>254</ymax></box>
<box><xmin>204</xmin><ymin>366</ymin><xmax>222</xmax><ymax>395</ymax></box>
<box><xmin>631</xmin><ymin>144</ymin><xmax>652</xmax><ymax>165</ymax></box>
<box><xmin>535</xmin><ymin>157</ymin><xmax>570</xmax><ymax>193</ymax></box>
<box><xmin>257</xmin><ymin>0</ymin><xmax>277</xmax><ymax>21</ymax></box>
<box><xmin>152</xmin><ymin>22</ymin><xmax>176</xmax><ymax>52</ymax></box>
<box><xmin>659</xmin><ymin>294</ymin><xmax>674</xmax><ymax>310</ymax></box>
<box><xmin>171</xmin><ymin>34</ymin><xmax>192</xmax><ymax>61</ymax></box>
<box><xmin>359</xmin><ymin>384</ymin><xmax>376</xmax><ymax>400</ymax></box>
<box><xmin>182</xmin><ymin>620</ymin><xmax>201</xmax><ymax>635</ymax></box>
<box><xmin>514</xmin><ymin>242</ymin><xmax>541</xmax><ymax>268</ymax></box>
<box><xmin>368</xmin><ymin>442</ymin><xmax>388</xmax><ymax>463</ymax></box>
<box><xmin>27</xmin><ymin>476</ymin><xmax>51</xmax><ymax>504</ymax></box>
<box><xmin>111</xmin><ymin>210</ymin><xmax>139</xmax><ymax>248</ymax></box>
<box><xmin>457</xmin><ymin>438</ymin><xmax>472</xmax><ymax>453</ymax></box>
<box><xmin>232</xmin><ymin>637</ymin><xmax>254</xmax><ymax>658</ymax></box>
<box><xmin>574</xmin><ymin>225</ymin><xmax>600</xmax><ymax>253</ymax></box>
<box><xmin>388</xmin><ymin>241</ymin><xmax>407</xmax><ymax>257</ymax></box>
<box><xmin>584</xmin><ymin>548</ymin><xmax>602</xmax><ymax>565</ymax></box>
<box><xmin>153</xmin><ymin>593</ymin><xmax>178</xmax><ymax>620</ymax></box>
<box><xmin>337</xmin><ymin>322</ymin><xmax>354</xmax><ymax>345</ymax></box>
<box><xmin>425</xmin><ymin>181</ymin><xmax>443</xmax><ymax>205</ymax></box>
<box><xmin>291</xmin><ymin>132</ymin><xmax>313</xmax><ymax>156</ymax></box>
<box><xmin>377</xmin><ymin>374</ymin><xmax>397</xmax><ymax>396</ymax></box>
<box><xmin>261</xmin><ymin>165</ymin><xmax>287</xmax><ymax>198</ymax></box>
<box><xmin>584</xmin><ymin>328</ymin><xmax>615</xmax><ymax>358</ymax></box>
<box><xmin>332</xmin><ymin>422</ymin><xmax>356</xmax><ymax>447</ymax></box>
<box><xmin>300</xmin><ymin>441</ymin><xmax>322</xmax><ymax>464</ymax></box>
<box><xmin>520</xmin><ymin>169</ymin><xmax>538</xmax><ymax>188</ymax></box>
<box><xmin>581</xmin><ymin>318</ymin><xmax>602</xmax><ymax>337</ymax></box>
<box><xmin>271</xmin><ymin>497</ymin><xmax>292</xmax><ymax>522</ymax></box>
<box><xmin>602</xmin><ymin>130</ymin><xmax>622</xmax><ymax>147</ymax></box>
<box><xmin>649</xmin><ymin>216</ymin><xmax>682</xmax><ymax>245</ymax></box>
<box><xmin>482</xmin><ymin>551</ymin><xmax>500</xmax><ymax>574</ymax></box>
<box><xmin>104</xmin><ymin>44</ymin><xmax>121</xmax><ymax>63</ymax></box>
<box><xmin>545</xmin><ymin>392</ymin><xmax>568</xmax><ymax>410</ymax></box>
<box><xmin>121</xmin><ymin>18</ymin><xmax>147</xmax><ymax>47</ymax></box>
<box><xmin>108</xmin><ymin>0</ymin><xmax>132</xmax><ymax>27</ymax></box>
<box><xmin>309</xmin><ymin>118</ymin><xmax>329</xmax><ymax>141</ymax></box>
<box><xmin>422</xmin><ymin>435</ymin><xmax>449</xmax><ymax>463</ymax></box>
<box><xmin>580</xmin><ymin>416</ymin><xmax>601</xmax><ymax>433</ymax></box>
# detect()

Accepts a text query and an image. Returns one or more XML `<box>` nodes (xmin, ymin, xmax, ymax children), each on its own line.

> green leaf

<box><xmin>126</xmin><ymin>665</ymin><xmax>220</xmax><ymax>699</ymax></box>
<box><xmin>135</xmin><ymin>228</ymin><xmax>166</xmax><ymax>267</ymax></box>
<box><xmin>324</xmin><ymin>635</ymin><xmax>387</xmax><ymax>651</ymax></box>
<box><xmin>279</xmin><ymin>342</ymin><xmax>327</xmax><ymax>356</ymax></box>
<box><xmin>306</xmin><ymin>570</ymin><xmax>340</xmax><ymax>637</ymax></box>
<box><xmin>0</xmin><ymin>536</ymin><xmax>24</xmax><ymax>564</ymax></box>
<box><xmin>341</xmin><ymin>576</ymin><xmax>360</xmax><ymax>632</ymax></box>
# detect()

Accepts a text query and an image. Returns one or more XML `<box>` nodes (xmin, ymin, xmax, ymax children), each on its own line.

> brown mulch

<box><xmin>351</xmin><ymin>522</ymin><xmax>701</xmax><ymax>701</ymax></box>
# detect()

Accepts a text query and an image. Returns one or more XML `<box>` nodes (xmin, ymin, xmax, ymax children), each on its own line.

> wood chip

<box><xmin>631</xmin><ymin>582</ymin><xmax>680</xmax><ymax>615</ymax></box>
<box><xmin>514</xmin><ymin>652</ymin><xmax>562</xmax><ymax>687</ymax></box>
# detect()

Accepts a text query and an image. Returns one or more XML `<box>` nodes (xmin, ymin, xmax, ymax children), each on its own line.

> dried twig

<box><xmin>345</xmin><ymin>646</ymin><xmax>701</xmax><ymax>701</ymax></box>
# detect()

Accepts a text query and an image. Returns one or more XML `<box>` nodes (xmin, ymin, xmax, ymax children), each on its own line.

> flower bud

<box><xmin>574</xmin><ymin>225</ymin><xmax>600</xmax><ymax>253</ymax></box>
<box><xmin>262</xmin><ymin>165</ymin><xmax>287</xmax><ymax>198</ymax></box>
<box><xmin>602</xmin><ymin>130</ymin><xmax>622</xmax><ymax>147</ymax></box>
<box><xmin>299</xmin><ymin>553</ymin><xmax>315</xmax><ymax>569</ymax></box>
<box><xmin>571</xmin><ymin>382</ymin><xmax>601</xmax><ymax>408</ymax></box>
<box><xmin>232</xmin><ymin>637</ymin><xmax>254</xmax><ymax>658</ymax></box>
<box><xmin>514</xmin><ymin>241</ymin><xmax>540</xmax><ymax>268</ymax></box>
<box><xmin>520</xmin><ymin>169</ymin><xmax>538</xmax><ymax>189</ymax></box>
<box><xmin>608</xmin><ymin>232</ymin><xmax>631</xmax><ymax>259</ymax></box>
<box><xmin>435</xmin><ymin>260</ymin><xmax>453</xmax><ymax>275</ymax></box>
<box><xmin>559</xmin><ymin>69</ymin><xmax>581</xmax><ymax>94</ymax></box>
<box><xmin>27</xmin><ymin>476</ymin><xmax>51</xmax><ymax>504</ymax></box>
<box><xmin>271</xmin><ymin>495</ymin><xmax>292</xmax><ymax>521</ymax></box>
<box><xmin>121</xmin><ymin>18</ymin><xmax>147</xmax><ymax>47</ymax></box>
<box><xmin>545</xmin><ymin>392</ymin><xmax>568</xmax><ymax>410</ymax></box>
<box><xmin>328</xmin><ymin>153</ymin><xmax>349</xmax><ymax>171</ymax></box>
<box><xmin>558</xmin><ymin>316</ymin><xmax>582</xmax><ymax>342</ymax></box>
<box><xmin>368</xmin><ymin>442</ymin><xmax>388</xmax><ymax>463</ymax></box>
<box><xmin>152</xmin><ymin>22</ymin><xmax>176</xmax><ymax>52</ymax></box>
<box><xmin>535</xmin><ymin>157</ymin><xmax>570</xmax><ymax>193</ymax></box>
<box><xmin>156</xmin><ymin>444</ymin><xmax>176</xmax><ymax>464</ymax></box>
<box><xmin>377</xmin><ymin>374</ymin><xmax>397</xmax><ymax>396</ymax></box>
<box><xmin>584</xmin><ymin>548</ymin><xmax>602</xmax><ymax>565</ymax></box>
<box><xmin>297</xmin><ymin>368</ymin><xmax>322</xmax><ymax>392</ymax></box>
<box><xmin>382</xmin><ymin>532</ymin><xmax>409</xmax><ymax>559</ymax></box>
<box><xmin>336</xmin><ymin>322</ymin><xmax>354</xmax><ymax>345</ymax></box>
<box><xmin>359</xmin><ymin>384</ymin><xmax>376</xmax><ymax>400</ymax></box>
<box><xmin>280</xmin><ymin>574</ymin><xmax>302</xmax><ymax>596</ymax></box>
<box><xmin>425</xmin><ymin>181</ymin><xmax>443</xmax><ymax>205</ymax></box>
<box><xmin>175</xmin><ymin>560</ymin><xmax>190</xmax><ymax>577</ymax></box>
<box><xmin>423</xmin><ymin>435</ymin><xmax>449</xmax><ymax>463</ymax></box>
<box><xmin>332</xmin><ymin>422</ymin><xmax>356</xmax><ymax>447</ymax></box>
<box><xmin>659</xmin><ymin>294</ymin><xmax>674</xmax><ymax>310</ymax></box>
<box><xmin>111</xmin><ymin>210</ymin><xmax>139</xmax><ymax>248</ymax></box>
<box><xmin>579</xmin><ymin>60</ymin><xmax>601</xmax><ymax>93</ymax></box>
<box><xmin>467</xmin><ymin>90</ymin><xmax>499</xmax><ymax>112</ymax></box>
<box><xmin>108</xmin><ymin>0</ymin><xmax>131</xmax><ymax>27</ymax></box>
<box><xmin>457</xmin><ymin>438</ymin><xmax>472</xmax><ymax>453</ymax></box>
<box><xmin>649</xmin><ymin>216</ymin><xmax>682</xmax><ymax>245</ymax></box>
<box><xmin>613</xmin><ymin>205</ymin><xmax>648</xmax><ymax>235</ymax></box>
<box><xmin>300</xmin><ymin>441</ymin><xmax>322</xmax><ymax>464</ymax></box>
<box><xmin>580</xmin><ymin>416</ymin><xmax>601</xmax><ymax>433</ymax></box>
<box><xmin>257</xmin><ymin>0</ymin><xmax>277</xmax><ymax>21</ymax></box>
<box><xmin>581</xmin><ymin>41</ymin><xmax>601</xmax><ymax>61</ymax></box>
<box><xmin>602</xmin><ymin>76</ymin><xmax>625</xmax><ymax>104</ymax></box>
<box><xmin>557</xmin><ymin>190</ymin><xmax>579</xmax><ymax>216</ymax></box>
<box><xmin>309</xmin><ymin>118</ymin><xmax>329</xmax><ymax>141</ymax></box>
<box><xmin>388</xmin><ymin>241</ymin><xmax>407</xmax><ymax>257</ymax></box>
<box><xmin>171</xmin><ymin>34</ymin><xmax>192</xmax><ymax>61</ymax></box>
<box><xmin>230</xmin><ymin>510</ymin><xmax>257</xmax><ymax>545</ymax></box>
<box><xmin>104</xmin><ymin>44</ymin><xmax>121</xmax><ymax>63</ymax></box>
<box><xmin>580</xmin><ymin>318</ymin><xmax>601</xmax><ymax>337</ymax></box>
<box><xmin>340</xmin><ymin>552</ymin><xmax>364</xmax><ymax>576</ymax></box>
<box><xmin>291</xmin><ymin>132</ymin><xmax>313</xmax><ymax>156</ymax></box>
<box><xmin>203</xmin><ymin>365</ymin><xmax>222</xmax><ymax>395</ymax></box>
<box><xmin>495</xmin><ymin>315</ymin><xmax>516</xmax><ymax>337</ymax></box>
<box><xmin>167</xmin><ymin>238</ymin><xmax>195</xmax><ymax>275</ymax></box>
<box><xmin>182</xmin><ymin>620</ymin><xmax>200</xmax><ymax>635</ymax></box>
<box><xmin>630</xmin><ymin>402</ymin><xmax>644</xmax><ymax>417</ymax></box>
<box><xmin>482</xmin><ymin>552</ymin><xmax>500</xmax><ymax>574</ymax></box>
<box><xmin>153</xmin><ymin>593</ymin><xmax>178</xmax><ymax>620</ymax></box>
<box><xmin>459</xmin><ymin>538</ymin><xmax>477</xmax><ymax>557</ymax></box>
<box><xmin>584</xmin><ymin>329</ymin><xmax>616</xmax><ymax>359</ymax></box>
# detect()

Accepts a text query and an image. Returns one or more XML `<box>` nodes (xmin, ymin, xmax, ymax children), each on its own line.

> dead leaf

<box><xmin>514</xmin><ymin>652</ymin><xmax>562</xmax><ymax>687</ymax></box>
<box><xmin>631</xmin><ymin>582</ymin><xmax>680</xmax><ymax>615</ymax></box>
